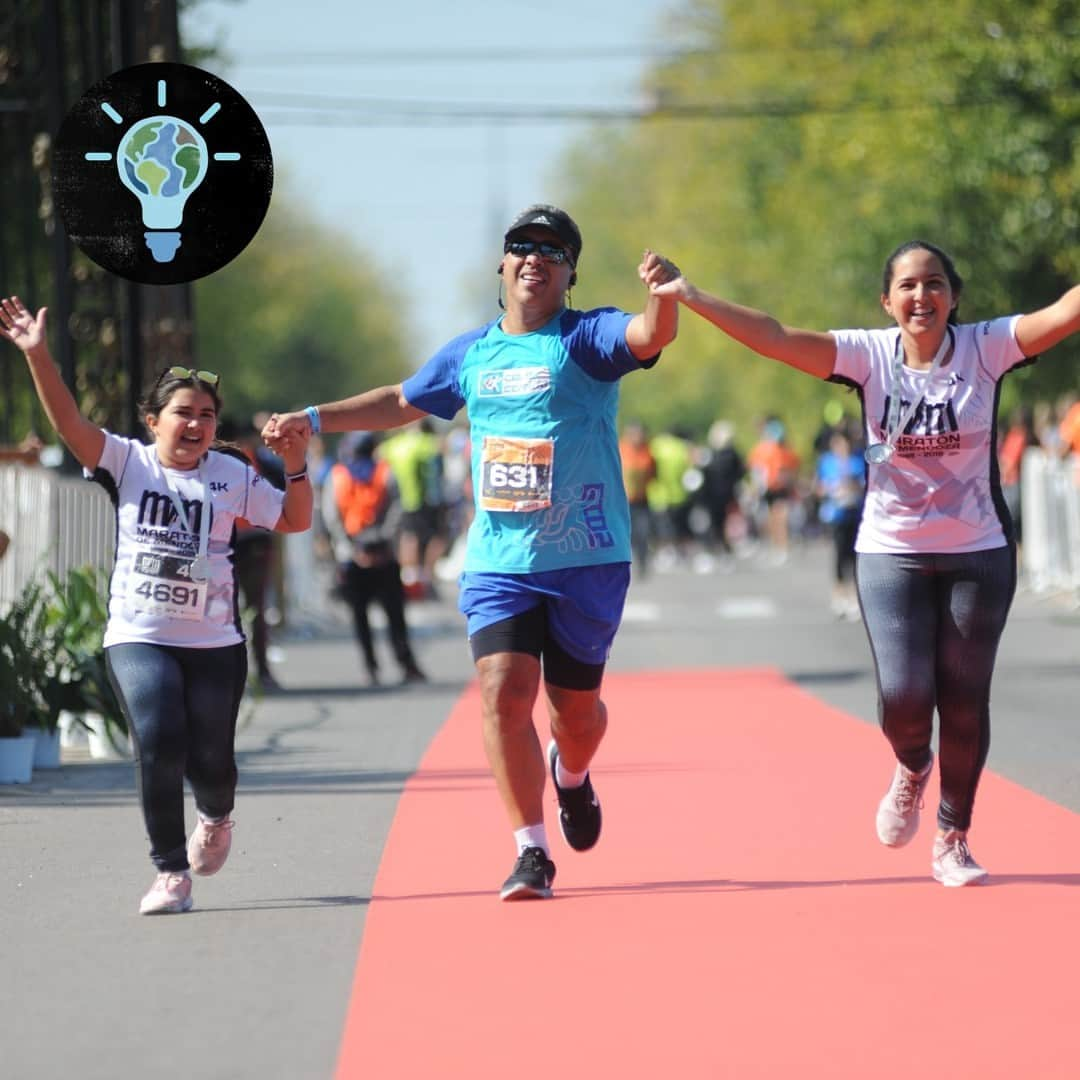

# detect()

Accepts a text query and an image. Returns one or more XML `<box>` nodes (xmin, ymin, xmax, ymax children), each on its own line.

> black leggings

<box><xmin>855</xmin><ymin>546</ymin><xmax>1015</xmax><ymax>832</ymax></box>
<box><xmin>831</xmin><ymin>514</ymin><xmax>859</xmax><ymax>584</ymax></box>
<box><xmin>341</xmin><ymin>559</ymin><xmax>419</xmax><ymax>677</ymax></box>
<box><xmin>106</xmin><ymin>641</ymin><xmax>247</xmax><ymax>872</ymax></box>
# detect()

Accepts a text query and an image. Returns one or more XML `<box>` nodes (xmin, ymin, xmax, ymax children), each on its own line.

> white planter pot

<box><xmin>0</xmin><ymin>733</ymin><xmax>36</xmax><ymax>784</ymax></box>
<box><xmin>59</xmin><ymin>710</ymin><xmax>89</xmax><ymax>750</ymax></box>
<box><xmin>85</xmin><ymin>712</ymin><xmax>131</xmax><ymax>761</ymax></box>
<box><xmin>32</xmin><ymin>727</ymin><xmax>62</xmax><ymax>770</ymax></box>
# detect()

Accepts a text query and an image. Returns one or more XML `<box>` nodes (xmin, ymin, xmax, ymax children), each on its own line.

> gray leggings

<box><xmin>106</xmin><ymin>641</ymin><xmax>247</xmax><ymax>872</ymax></box>
<box><xmin>855</xmin><ymin>546</ymin><xmax>1015</xmax><ymax>832</ymax></box>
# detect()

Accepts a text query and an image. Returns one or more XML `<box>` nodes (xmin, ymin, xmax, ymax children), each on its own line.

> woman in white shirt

<box><xmin>1</xmin><ymin>295</ymin><xmax>312</xmax><ymax>915</ymax></box>
<box><xmin>650</xmin><ymin>241</ymin><xmax>1080</xmax><ymax>887</ymax></box>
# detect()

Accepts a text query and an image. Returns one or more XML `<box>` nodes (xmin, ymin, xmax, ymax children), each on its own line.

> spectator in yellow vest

<box><xmin>647</xmin><ymin>428</ymin><xmax>693</xmax><ymax>567</ymax></box>
<box><xmin>380</xmin><ymin>419</ymin><xmax>446</xmax><ymax>599</ymax></box>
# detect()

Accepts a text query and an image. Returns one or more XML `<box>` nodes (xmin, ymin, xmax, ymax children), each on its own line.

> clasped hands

<box><xmin>261</xmin><ymin>411</ymin><xmax>310</xmax><ymax>473</ymax></box>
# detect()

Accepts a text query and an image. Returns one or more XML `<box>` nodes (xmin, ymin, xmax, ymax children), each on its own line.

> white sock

<box><xmin>514</xmin><ymin>824</ymin><xmax>549</xmax><ymax>855</ymax></box>
<box><xmin>555</xmin><ymin>756</ymin><xmax>588</xmax><ymax>790</ymax></box>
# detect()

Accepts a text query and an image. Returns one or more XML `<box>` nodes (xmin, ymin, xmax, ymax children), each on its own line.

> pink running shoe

<box><xmin>875</xmin><ymin>754</ymin><xmax>934</xmax><ymax>847</ymax></box>
<box><xmin>932</xmin><ymin>830</ymin><xmax>988</xmax><ymax>887</ymax></box>
<box><xmin>187</xmin><ymin>815</ymin><xmax>234</xmax><ymax>876</ymax></box>
<box><xmin>139</xmin><ymin>871</ymin><xmax>193</xmax><ymax>915</ymax></box>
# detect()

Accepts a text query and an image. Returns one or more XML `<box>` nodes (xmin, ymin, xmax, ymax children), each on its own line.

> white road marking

<box><xmin>622</xmin><ymin>602</ymin><xmax>662</xmax><ymax>622</ymax></box>
<box><xmin>715</xmin><ymin>597</ymin><xmax>777</xmax><ymax>619</ymax></box>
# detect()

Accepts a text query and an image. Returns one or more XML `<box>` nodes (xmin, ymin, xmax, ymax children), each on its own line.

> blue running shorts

<box><xmin>459</xmin><ymin>563</ymin><xmax>631</xmax><ymax>666</ymax></box>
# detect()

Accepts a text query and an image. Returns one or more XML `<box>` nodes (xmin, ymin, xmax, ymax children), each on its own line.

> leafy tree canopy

<box><xmin>193</xmin><ymin>180</ymin><xmax>411</xmax><ymax>429</ymax></box>
<box><xmin>562</xmin><ymin>0</ymin><xmax>1080</xmax><ymax>454</ymax></box>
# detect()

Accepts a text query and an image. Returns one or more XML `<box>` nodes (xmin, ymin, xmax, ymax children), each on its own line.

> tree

<box><xmin>560</xmin><ymin>0</ymin><xmax>1080</xmax><ymax>453</ymax></box>
<box><xmin>192</xmin><ymin>183</ymin><xmax>411</xmax><ymax>426</ymax></box>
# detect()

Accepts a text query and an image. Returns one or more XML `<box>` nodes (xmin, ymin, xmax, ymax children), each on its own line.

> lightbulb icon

<box><xmin>83</xmin><ymin>78</ymin><xmax>243</xmax><ymax>265</ymax></box>
<box><xmin>117</xmin><ymin>114</ymin><xmax>209</xmax><ymax>262</ymax></box>
<box><xmin>62</xmin><ymin>64</ymin><xmax>268</xmax><ymax>282</ymax></box>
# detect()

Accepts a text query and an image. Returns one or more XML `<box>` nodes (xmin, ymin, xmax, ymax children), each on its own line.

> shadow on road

<box><xmin>371</xmin><ymin>871</ymin><xmax>1080</xmax><ymax>903</ymax></box>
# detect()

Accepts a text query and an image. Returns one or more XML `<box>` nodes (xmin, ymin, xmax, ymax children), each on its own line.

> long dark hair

<box><xmin>881</xmin><ymin>240</ymin><xmax>964</xmax><ymax>325</ymax></box>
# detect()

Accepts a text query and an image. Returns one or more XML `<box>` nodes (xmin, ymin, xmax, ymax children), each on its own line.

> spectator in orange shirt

<box><xmin>619</xmin><ymin>419</ymin><xmax>656</xmax><ymax>575</ymax></box>
<box><xmin>998</xmin><ymin>406</ymin><xmax>1039</xmax><ymax>550</ymax></box>
<box><xmin>1056</xmin><ymin>393</ymin><xmax>1080</xmax><ymax>457</ymax></box>
<box><xmin>748</xmin><ymin>417</ymin><xmax>800</xmax><ymax>563</ymax></box>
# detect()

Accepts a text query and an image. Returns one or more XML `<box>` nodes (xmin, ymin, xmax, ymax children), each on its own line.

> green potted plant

<box><xmin>0</xmin><ymin>586</ymin><xmax>44</xmax><ymax>782</ymax></box>
<box><xmin>0</xmin><ymin>614</ymin><xmax>32</xmax><ymax>736</ymax></box>
<box><xmin>41</xmin><ymin>566</ymin><xmax>128</xmax><ymax>760</ymax></box>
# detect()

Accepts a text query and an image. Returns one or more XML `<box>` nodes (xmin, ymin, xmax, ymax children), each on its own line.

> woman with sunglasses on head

<box><xmin>265</xmin><ymin>205</ymin><xmax>680</xmax><ymax>901</ymax></box>
<box><xmin>648</xmin><ymin>243</ymin><xmax>1080</xmax><ymax>887</ymax></box>
<box><xmin>0</xmin><ymin>295</ymin><xmax>312</xmax><ymax>915</ymax></box>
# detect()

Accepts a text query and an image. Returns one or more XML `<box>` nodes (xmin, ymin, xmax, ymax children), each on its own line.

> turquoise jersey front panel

<box><xmin>403</xmin><ymin>307</ymin><xmax>653</xmax><ymax>573</ymax></box>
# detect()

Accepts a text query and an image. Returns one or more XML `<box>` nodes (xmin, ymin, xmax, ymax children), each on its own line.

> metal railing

<box><xmin>4</xmin><ymin>449</ymin><xmax>1080</xmax><ymax>611</ymax></box>
<box><xmin>0</xmin><ymin>462</ymin><xmax>327</xmax><ymax>626</ymax></box>
<box><xmin>1021</xmin><ymin>448</ymin><xmax>1080</xmax><ymax>602</ymax></box>
<box><xmin>0</xmin><ymin>464</ymin><xmax>113</xmax><ymax>609</ymax></box>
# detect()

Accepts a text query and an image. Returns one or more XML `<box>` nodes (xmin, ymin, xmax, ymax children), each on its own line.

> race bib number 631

<box><xmin>479</xmin><ymin>436</ymin><xmax>554</xmax><ymax>512</ymax></box>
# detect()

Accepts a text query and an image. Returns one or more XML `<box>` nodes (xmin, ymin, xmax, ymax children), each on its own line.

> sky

<box><xmin>181</xmin><ymin>0</ymin><xmax>679</xmax><ymax>362</ymax></box>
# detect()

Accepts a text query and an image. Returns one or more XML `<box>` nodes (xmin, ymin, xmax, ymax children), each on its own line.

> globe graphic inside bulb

<box><xmin>117</xmin><ymin>115</ymin><xmax>209</xmax><ymax>263</ymax></box>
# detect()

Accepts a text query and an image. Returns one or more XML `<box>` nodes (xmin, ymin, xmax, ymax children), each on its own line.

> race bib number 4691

<box><xmin>479</xmin><ymin>436</ymin><xmax>554</xmax><ymax>512</ymax></box>
<box><xmin>124</xmin><ymin>550</ymin><xmax>208</xmax><ymax>621</ymax></box>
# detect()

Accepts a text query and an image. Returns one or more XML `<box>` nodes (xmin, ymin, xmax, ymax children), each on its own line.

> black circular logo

<box><xmin>54</xmin><ymin>62</ymin><xmax>273</xmax><ymax>284</ymax></box>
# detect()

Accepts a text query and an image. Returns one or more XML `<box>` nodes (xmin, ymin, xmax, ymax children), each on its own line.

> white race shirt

<box><xmin>830</xmin><ymin>316</ymin><xmax>1030</xmax><ymax>554</ymax></box>
<box><xmin>93</xmin><ymin>434</ymin><xmax>285</xmax><ymax>648</ymax></box>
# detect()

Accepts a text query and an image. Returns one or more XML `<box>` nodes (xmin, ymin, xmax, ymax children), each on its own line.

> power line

<box><xmin>226</xmin><ymin>28</ymin><xmax>1080</xmax><ymax>67</ymax></box>
<box><xmin>232</xmin><ymin>45</ymin><xmax>684</xmax><ymax>66</ymax></box>
<box><xmin>248</xmin><ymin>90</ymin><xmax>1076</xmax><ymax>128</ymax></box>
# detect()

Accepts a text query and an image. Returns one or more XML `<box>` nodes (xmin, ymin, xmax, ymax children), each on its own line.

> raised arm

<box><xmin>0</xmin><ymin>297</ymin><xmax>105</xmax><ymax>470</ymax></box>
<box><xmin>1015</xmin><ymin>284</ymin><xmax>1080</xmax><ymax>358</ymax></box>
<box><xmin>625</xmin><ymin>249</ymin><xmax>681</xmax><ymax>360</ymax></box>
<box><xmin>650</xmin><ymin>277</ymin><xmax>838</xmax><ymax>379</ymax></box>
<box><xmin>267</xmin><ymin>425</ymin><xmax>313</xmax><ymax>534</ymax></box>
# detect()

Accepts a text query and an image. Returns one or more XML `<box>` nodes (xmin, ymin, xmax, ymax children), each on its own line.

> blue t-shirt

<box><xmin>815</xmin><ymin>450</ymin><xmax>866</xmax><ymax>525</ymax></box>
<box><xmin>402</xmin><ymin>307</ymin><xmax>654</xmax><ymax>573</ymax></box>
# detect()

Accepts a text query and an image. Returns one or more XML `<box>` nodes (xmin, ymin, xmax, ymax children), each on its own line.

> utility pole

<box><xmin>113</xmin><ymin>0</ymin><xmax>194</xmax><ymax>435</ymax></box>
<box><xmin>3</xmin><ymin>0</ymin><xmax>193</xmax><ymax>445</ymax></box>
<box><xmin>41</xmin><ymin>0</ymin><xmax>77</xmax><ymax>455</ymax></box>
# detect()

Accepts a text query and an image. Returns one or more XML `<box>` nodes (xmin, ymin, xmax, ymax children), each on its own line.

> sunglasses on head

<box><xmin>504</xmin><ymin>240</ymin><xmax>573</xmax><ymax>265</ymax></box>
<box><xmin>166</xmin><ymin>366</ymin><xmax>220</xmax><ymax>387</ymax></box>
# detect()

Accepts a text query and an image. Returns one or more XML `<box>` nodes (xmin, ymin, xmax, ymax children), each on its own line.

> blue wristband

<box><xmin>304</xmin><ymin>405</ymin><xmax>321</xmax><ymax>434</ymax></box>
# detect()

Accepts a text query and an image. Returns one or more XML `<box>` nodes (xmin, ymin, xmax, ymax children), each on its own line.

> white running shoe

<box><xmin>932</xmin><ymin>830</ymin><xmax>988</xmax><ymax>887</ymax></box>
<box><xmin>139</xmin><ymin>871</ymin><xmax>193</xmax><ymax>915</ymax></box>
<box><xmin>875</xmin><ymin>754</ymin><xmax>934</xmax><ymax>847</ymax></box>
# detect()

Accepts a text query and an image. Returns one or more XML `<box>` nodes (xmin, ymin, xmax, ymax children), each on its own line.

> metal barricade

<box><xmin>1020</xmin><ymin>448</ymin><xmax>1080</xmax><ymax>602</ymax></box>
<box><xmin>6</xmin><ymin>453</ymin><xmax>1080</xmax><ymax>613</ymax></box>
<box><xmin>0</xmin><ymin>465</ymin><xmax>114</xmax><ymax>610</ymax></box>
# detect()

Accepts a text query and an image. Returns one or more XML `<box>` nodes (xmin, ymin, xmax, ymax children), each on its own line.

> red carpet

<box><xmin>336</xmin><ymin>669</ymin><xmax>1080</xmax><ymax>1078</ymax></box>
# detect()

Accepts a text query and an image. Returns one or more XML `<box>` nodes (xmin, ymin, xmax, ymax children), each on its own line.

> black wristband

<box><xmin>285</xmin><ymin>468</ymin><xmax>309</xmax><ymax>483</ymax></box>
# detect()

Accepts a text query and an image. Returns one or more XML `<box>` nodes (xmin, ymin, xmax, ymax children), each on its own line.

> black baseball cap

<box><xmin>504</xmin><ymin>204</ymin><xmax>582</xmax><ymax>266</ymax></box>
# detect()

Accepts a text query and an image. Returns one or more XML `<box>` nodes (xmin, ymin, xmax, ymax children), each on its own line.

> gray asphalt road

<box><xmin>2</xmin><ymin>539</ymin><xmax>1077</xmax><ymax>1079</ymax></box>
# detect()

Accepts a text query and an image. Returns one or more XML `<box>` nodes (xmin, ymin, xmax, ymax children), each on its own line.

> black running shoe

<box><xmin>499</xmin><ymin>846</ymin><xmax>556</xmax><ymax>901</ymax></box>
<box><xmin>548</xmin><ymin>740</ymin><xmax>602</xmax><ymax>852</ymax></box>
